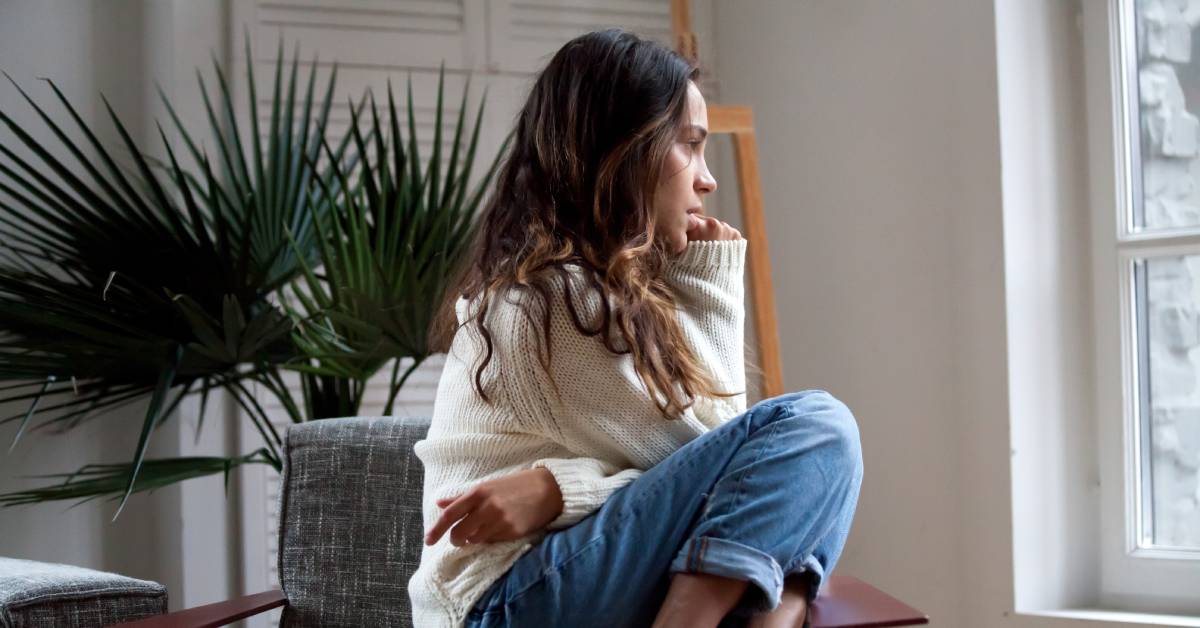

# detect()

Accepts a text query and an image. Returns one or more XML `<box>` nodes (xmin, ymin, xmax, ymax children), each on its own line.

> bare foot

<box><xmin>652</xmin><ymin>572</ymin><xmax>750</xmax><ymax>628</ymax></box>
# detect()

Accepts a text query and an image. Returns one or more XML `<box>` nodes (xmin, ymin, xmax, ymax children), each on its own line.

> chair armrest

<box><xmin>109</xmin><ymin>589</ymin><xmax>287</xmax><ymax>628</ymax></box>
<box><xmin>810</xmin><ymin>575</ymin><xmax>929</xmax><ymax>627</ymax></box>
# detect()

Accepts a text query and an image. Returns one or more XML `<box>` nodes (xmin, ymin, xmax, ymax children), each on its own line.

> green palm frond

<box><xmin>281</xmin><ymin>64</ymin><xmax>512</xmax><ymax>418</ymax></box>
<box><xmin>0</xmin><ymin>42</ymin><xmax>511</xmax><ymax>516</ymax></box>
<box><xmin>0</xmin><ymin>36</ymin><xmax>343</xmax><ymax>517</ymax></box>
<box><xmin>0</xmin><ymin>448</ymin><xmax>276</xmax><ymax>507</ymax></box>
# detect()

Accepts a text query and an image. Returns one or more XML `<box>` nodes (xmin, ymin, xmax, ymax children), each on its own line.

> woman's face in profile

<box><xmin>653</xmin><ymin>80</ymin><xmax>718</xmax><ymax>255</ymax></box>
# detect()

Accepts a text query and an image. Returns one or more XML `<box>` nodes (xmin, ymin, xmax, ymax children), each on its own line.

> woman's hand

<box><xmin>424</xmin><ymin>467</ymin><xmax>564</xmax><ymax>547</ymax></box>
<box><xmin>686</xmin><ymin>212</ymin><xmax>742</xmax><ymax>242</ymax></box>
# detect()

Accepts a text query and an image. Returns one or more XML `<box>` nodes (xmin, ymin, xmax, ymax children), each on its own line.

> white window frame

<box><xmin>1085</xmin><ymin>0</ymin><xmax>1200</xmax><ymax>611</ymax></box>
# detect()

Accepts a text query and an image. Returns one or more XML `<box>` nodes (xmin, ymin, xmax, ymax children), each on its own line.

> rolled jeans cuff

<box><xmin>786</xmin><ymin>554</ymin><xmax>827</xmax><ymax>603</ymax></box>
<box><xmin>668</xmin><ymin>535</ymin><xmax>785</xmax><ymax>614</ymax></box>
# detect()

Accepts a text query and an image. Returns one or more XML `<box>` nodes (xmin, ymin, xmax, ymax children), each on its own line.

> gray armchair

<box><xmin>117</xmin><ymin>416</ymin><xmax>927</xmax><ymax>628</ymax></box>
<box><xmin>273</xmin><ymin>416</ymin><xmax>430</xmax><ymax>626</ymax></box>
<box><xmin>0</xmin><ymin>556</ymin><xmax>167</xmax><ymax>627</ymax></box>
<box><xmin>120</xmin><ymin>415</ymin><xmax>430</xmax><ymax>628</ymax></box>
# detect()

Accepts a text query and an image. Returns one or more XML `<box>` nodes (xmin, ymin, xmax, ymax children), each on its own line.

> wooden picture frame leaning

<box><xmin>671</xmin><ymin>0</ymin><xmax>785</xmax><ymax>399</ymax></box>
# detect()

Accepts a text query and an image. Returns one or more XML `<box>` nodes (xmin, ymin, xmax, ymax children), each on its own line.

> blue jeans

<box><xmin>464</xmin><ymin>390</ymin><xmax>864</xmax><ymax>628</ymax></box>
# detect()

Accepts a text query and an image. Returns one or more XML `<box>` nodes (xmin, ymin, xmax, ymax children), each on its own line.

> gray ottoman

<box><xmin>0</xmin><ymin>557</ymin><xmax>166</xmax><ymax>627</ymax></box>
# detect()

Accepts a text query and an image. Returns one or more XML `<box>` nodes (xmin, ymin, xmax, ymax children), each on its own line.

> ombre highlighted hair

<box><xmin>430</xmin><ymin>28</ymin><xmax>742</xmax><ymax>420</ymax></box>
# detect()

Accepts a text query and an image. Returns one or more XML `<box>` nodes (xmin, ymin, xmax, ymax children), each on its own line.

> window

<box><xmin>1125</xmin><ymin>0</ymin><xmax>1200</xmax><ymax>552</ymax></box>
<box><xmin>1088</xmin><ymin>0</ymin><xmax>1200</xmax><ymax>610</ymax></box>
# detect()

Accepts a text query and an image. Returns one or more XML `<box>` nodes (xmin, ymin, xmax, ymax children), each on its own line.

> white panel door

<box><xmin>487</xmin><ymin>0</ymin><xmax>674</xmax><ymax>73</ymax></box>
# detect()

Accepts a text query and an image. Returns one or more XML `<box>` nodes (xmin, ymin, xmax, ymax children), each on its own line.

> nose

<box><xmin>696</xmin><ymin>164</ymin><xmax>717</xmax><ymax>195</ymax></box>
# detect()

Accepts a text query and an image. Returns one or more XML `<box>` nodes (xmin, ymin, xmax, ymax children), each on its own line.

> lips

<box><xmin>686</xmin><ymin>207</ymin><xmax>702</xmax><ymax>215</ymax></box>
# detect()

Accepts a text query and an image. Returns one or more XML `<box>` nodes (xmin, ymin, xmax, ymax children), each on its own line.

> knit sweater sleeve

<box><xmin>496</xmin><ymin>299</ymin><xmax>646</xmax><ymax>531</ymax></box>
<box><xmin>527</xmin><ymin>456</ymin><xmax>643</xmax><ymax>530</ymax></box>
<box><xmin>661</xmin><ymin>238</ymin><xmax>749</xmax><ymax>426</ymax></box>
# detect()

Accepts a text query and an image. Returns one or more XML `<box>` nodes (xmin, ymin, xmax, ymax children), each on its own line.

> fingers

<box><xmin>450</xmin><ymin>510</ymin><xmax>490</xmax><ymax>547</ymax></box>
<box><xmin>687</xmin><ymin>215</ymin><xmax>742</xmax><ymax>242</ymax></box>
<box><xmin>700</xmin><ymin>216</ymin><xmax>725</xmax><ymax>238</ymax></box>
<box><xmin>426</xmin><ymin>492</ymin><xmax>506</xmax><ymax>547</ymax></box>
<box><xmin>458</xmin><ymin>517</ymin><xmax>504</xmax><ymax>546</ymax></box>
<box><xmin>465</xmin><ymin>521</ymin><xmax>508</xmax><ymax>545</ymax></box>
<box><xmin>424</xmin><ymin>492</ymin><xmax>479</xmax><ymax>545</ymax></box>
<box><xmin>710</xmin><ymin>217</ymin><xmax>741</xmax><ymax>240</ymax></box>
<box><xmin>430</xmin><ymin>502</ymin><xmax>503</xmax><ymax>547</ymax></box>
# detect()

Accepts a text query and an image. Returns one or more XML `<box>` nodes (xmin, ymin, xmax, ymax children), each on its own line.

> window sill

<box><xmin>1023</xmin><ymin>609</ymin><xmax>1200</xmax><ymax>627</ymax></box>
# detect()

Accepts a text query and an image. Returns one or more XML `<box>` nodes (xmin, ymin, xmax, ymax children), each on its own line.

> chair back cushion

<box><xmin>277</xmin><ymin>416</ymin><xmax>430</xmax><ymax>628</ymax></box>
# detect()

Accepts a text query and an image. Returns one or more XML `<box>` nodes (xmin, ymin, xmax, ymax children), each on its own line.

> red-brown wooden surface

<box><xmin>810</xmin><ymin>574</ymin><xmax>930</xmax><ymax>628</ymax></box>
<box><xmin>108</xmin><ymin>589</ymin><xmax>286</xmax><ymax>628</ymax></box>
<box><xmin>108</xmin><ymin>574</ymin><xmax>927</xmax><ymax>628</ymax></box>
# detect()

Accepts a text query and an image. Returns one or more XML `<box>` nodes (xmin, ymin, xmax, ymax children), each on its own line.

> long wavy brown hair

<box><xmin>429</xmin><ymin>28</ymin><xmax>742</xmax><ymax>420</ymax></box>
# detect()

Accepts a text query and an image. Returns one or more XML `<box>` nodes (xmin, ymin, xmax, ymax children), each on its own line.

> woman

<box><xmin>408</xmin><ymin>28</ymin><xmax>863</xmax><ymax>628</ymax></box>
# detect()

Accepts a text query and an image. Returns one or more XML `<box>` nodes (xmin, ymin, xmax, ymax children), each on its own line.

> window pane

<box><xmin>1137</xmin><ymin>255</ymin><xmax>1200</xmax><ymax>549</ymax></box>
<box><xmin>1131</xmin><ymin>0</ymin><xmax>1200</xmax><ymax>231</ymax></box>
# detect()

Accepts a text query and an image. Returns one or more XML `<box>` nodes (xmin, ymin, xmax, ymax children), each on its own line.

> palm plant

<box><xmin>0</xmin><ymin>39</ymin><xmax>506</xmax><ymax>519</ymax></box>
<box><xmin>283</xmin><ymin>71</ymin><xmax>510</xmax><ymax>420</ymax></box>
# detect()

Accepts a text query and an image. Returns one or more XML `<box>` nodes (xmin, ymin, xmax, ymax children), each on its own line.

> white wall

<box><xmin>0</xmin><ymin>0</ymin><xmax>179</xmax><ymax>595</ymax></box>
<box><xmin>0</xmin><ymin>0</ymin><xmax>237</xmax><ymax>613</ymax></box>
<box><xmin>714</xmin><ymin>2</ymin><xmax>1013</xmax><ymax>626</ymax></box>
<box><xmin>0</xmin><ymin>0</ymin><xmax>1121</xmax><ymax>625</ymax></box>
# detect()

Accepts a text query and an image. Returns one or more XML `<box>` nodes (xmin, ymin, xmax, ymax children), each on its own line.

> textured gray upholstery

<box><xmin>0</xmin><ymin>556</ymin><xmax>166</xmax><ymax>627</ymax></box>
<box><xmin>276</xmin><ymin>416</ymin><xmax>431</xmax><ymax>628</ymax></box>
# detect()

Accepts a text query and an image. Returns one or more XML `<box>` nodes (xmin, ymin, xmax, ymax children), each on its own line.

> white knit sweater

<box><xmin>408</xmin><ymin>238</ymin><xmax>748</xmax><ymax>627</ymax></box>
